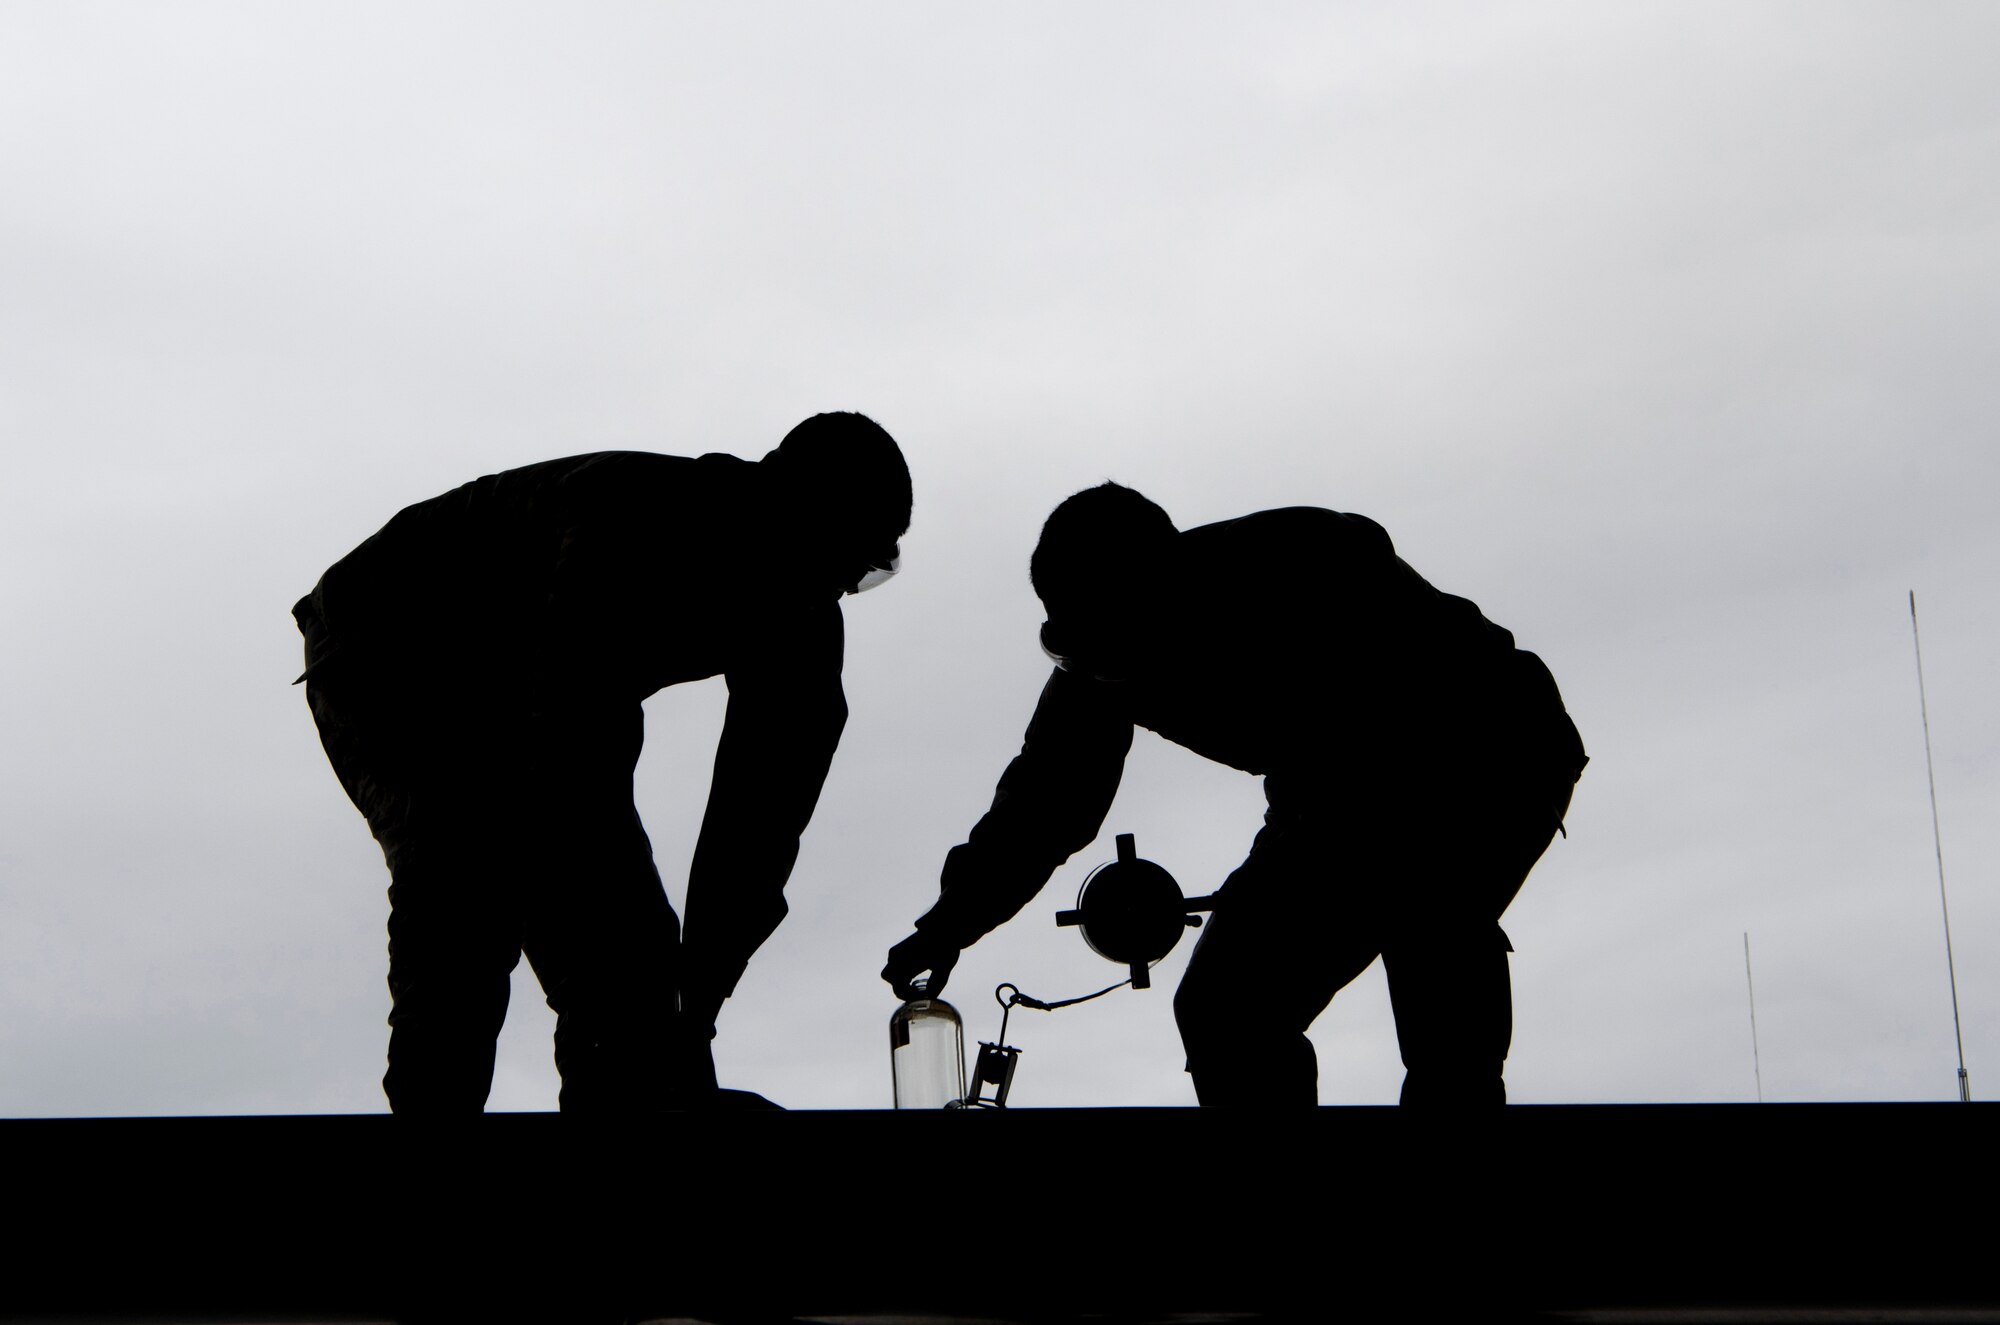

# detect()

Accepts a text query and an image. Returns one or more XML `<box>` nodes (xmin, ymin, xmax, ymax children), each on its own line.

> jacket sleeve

<box><xmin>681</xmin><ymin>597</ymin><xmax>848</xmax><ymax>1007</ymax></box>
<box><xmin>914</xmin><ymin>666</ymin><xmax>1133</xmax><ymax>949</ymax></box>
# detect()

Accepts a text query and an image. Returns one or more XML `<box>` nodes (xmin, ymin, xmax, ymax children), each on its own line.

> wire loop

<box><xmin>990</xmin><ymin>977</ymin><xmax>1133</xmax><ymax>1050</ymax></box>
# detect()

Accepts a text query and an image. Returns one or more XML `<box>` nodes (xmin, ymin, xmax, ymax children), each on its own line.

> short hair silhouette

<box><xmin>764</xmin><ymin>411</ymin><xmax>913</xmax><ymax>550</ymax></box>
<box><xmin>1029</xmin><ymin>481</ymin><xmax>1178</xmax><ymax>611</ymax></box>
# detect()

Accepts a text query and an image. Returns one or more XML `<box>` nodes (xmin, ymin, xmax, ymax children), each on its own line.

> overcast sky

<box><xmin>4</xmin><ymin>3</ymin><xmax>1997</xmax><ymax>1115</ymax></box>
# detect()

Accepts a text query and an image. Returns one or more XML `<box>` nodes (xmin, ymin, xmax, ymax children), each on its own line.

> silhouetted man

<box><xmin>884</xmin><ymin>484</ymin><xmax>1585</xmax><ymax>1106</ymax></box>
<box><xmin>296</xmin><ymin>411</ymin><xmax>909</xmax><ymax>1113</ymax></box>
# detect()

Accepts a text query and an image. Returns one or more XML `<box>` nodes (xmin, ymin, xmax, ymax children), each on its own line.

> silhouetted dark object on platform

<box><xmin>294</xmin><ymin>411</ymin><xmax>909</xmax><ymax>1113</ymax></box>
<box><xmin>1056</xmin><ymin>832</ymin><xmax>1216</xmax><ymax>987</ymax></box>
<box><xmin>891</xmin><ymin>836</ymin><xmax>1180</xmax><ymax>1107</ymax></box>
<box><xmin>959</xmin><ymin>968</ymin><xmax>1148</xmax><ymax>1107</ymax></box>
<box><xmin>884</xmin><ymin>483</ymin><xmax>1587</xmax><ymax>1105</ymax></box>
<box><xmin>889</xmin><ymin>980</ymin><xmax>966</xmax><ymax>1108</ymax></box>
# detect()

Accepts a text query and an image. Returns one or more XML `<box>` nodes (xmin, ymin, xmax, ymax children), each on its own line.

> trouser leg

<box><xmin>520</xmin><ymin>705</ymin><xmax>689</xmax><ymax>1114</ymax></box>
<box><xmin>382</xmin><ymin>846</ymin><xmax>523</xmax><ymax>1114</ymax></box>
<box><xmin>1173</xmin><ymin>820</ymin><xmax>1380</xmax><ymax>1106</ymax></box>
<box><xmin>522</xmin><ymin>811</ymin><xmax>686</xmax><ymax>1113</ymax></box>
<box><xmin>305</xmin><ymin>670</ymin><xmax>527</xmax><ymax>1114</ymax></box>
<box><xmin>1382</xmin><ymin>775</ymin><xmax>1574</xmax><ymax>1107</ymax></box>
<box><xmin>1384</xmin><ymin>925</ymin><xmax>1513</xmax><ymax>1107</ymax></box>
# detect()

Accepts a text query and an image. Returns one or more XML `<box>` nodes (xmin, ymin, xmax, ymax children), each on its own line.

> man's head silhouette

<box><xmin>763</xmin><ymin>411</ymin><xmax>912</xmax><ymax>596</ymax></box>
<box><xmin>1031</xmin><ymin>482</ymin><xmax>1178</xmax><ymax>680</ymax></box>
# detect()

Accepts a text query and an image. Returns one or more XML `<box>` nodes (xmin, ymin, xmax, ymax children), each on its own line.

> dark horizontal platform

<box><xmin>5</xmin><ymin>1104</ymin><xmax>1993</xmax><ymax>1323</ymax></box>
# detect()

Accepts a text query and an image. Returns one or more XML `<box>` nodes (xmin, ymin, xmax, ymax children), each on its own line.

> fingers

<box><xmin>883</xmin><ymin>933</ymin><xmax>961</xmax><ymax>1001</ymax></box>
<box><xmin>881</xmin><ymin>934</ymin><xmax>923</xmax><ymax>997</ymax></box>
<box><xmin>882</xmin><ymin>955</ymin><xmax>929</xmax><ymax>1001</ymax></box>
<box><xmin>923</xmin><ymin>947</ymin><xmax>959</xmax><ymax>998</ymax></box>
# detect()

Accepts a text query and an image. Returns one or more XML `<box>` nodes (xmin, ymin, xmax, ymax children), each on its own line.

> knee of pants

<box><xmin>387</xmin><ymin>921</ymin><xmax>522</xmax><ymax>995</ymax></box>
<box><xmin>385</xmin><ymin>971</ymin><xmax>514</xmax><ymax>1042</ymax></box>
<box><xmin>550</xmin><ymin>981</ymin><xmax>677</xmax><ymax>1049</ymax></box>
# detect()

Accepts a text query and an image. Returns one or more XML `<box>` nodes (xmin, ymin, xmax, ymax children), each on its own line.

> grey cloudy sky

<box><xmin>3</xmin><ymin>3</ymin><xmax>1996</xmax><ymax>1114</ymax></box>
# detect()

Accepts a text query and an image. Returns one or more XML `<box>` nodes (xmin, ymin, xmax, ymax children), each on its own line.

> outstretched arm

<box><xmin>884</xmin><ymin>666</ymin><xmax>1132</xmax><ymax>998</ymax></box>
<box><xmin>681</xmin><ymin>599</ymin><xmax>848</xmax><ymax>1032</ymax></box>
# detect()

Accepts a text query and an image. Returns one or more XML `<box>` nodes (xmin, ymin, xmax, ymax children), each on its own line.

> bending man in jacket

<box><xmin>297</xmin><ymin>411</ymin><xmax>909</xmax><ymax>1113</ymax></box>
<box><xmin>883</xmin><ymin>483</ymin><xmax>1585</xmax><ymax>1106</ymax></box>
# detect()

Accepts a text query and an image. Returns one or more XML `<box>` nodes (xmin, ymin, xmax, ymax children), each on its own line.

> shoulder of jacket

<box><xmin>1183</xmin><ymin>506</ymin><xmax>1395</xmax><ymax>557</ymax></box>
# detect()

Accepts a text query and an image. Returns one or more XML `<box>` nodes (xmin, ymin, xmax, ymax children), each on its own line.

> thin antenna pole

<box><xmin>1744</xmin><ymin>933</ymin><xmax>1764</xmax><ymax>1103</ymax></box>
<box><xmin>1910</xmin><ymin>591</ymin><xmax>1972</xmax><ymax>1102</ymax></box>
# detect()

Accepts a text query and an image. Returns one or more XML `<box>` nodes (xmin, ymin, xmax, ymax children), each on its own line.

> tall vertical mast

<box><xmin>1909</xmin><ymin>591</ymin><xmax>1971</xmax><ymax>1102</ymax></box>
<box><xmin>1743</xmin><ymin>933</ymin><xmax>1764</xmax><ymax>1103</ymax></box>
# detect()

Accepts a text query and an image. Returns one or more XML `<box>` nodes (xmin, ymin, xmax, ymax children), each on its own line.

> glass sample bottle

<box><xmin>890</xmin><ymin>982</ymin><xmax>966</xmax><ymax>1109</ymax></box>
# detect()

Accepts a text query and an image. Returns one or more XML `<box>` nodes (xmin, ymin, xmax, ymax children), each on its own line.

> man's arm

<box><xmin>884</xmin><ymin>666</ymin><xmax>1132</xmax><ymax>998</ymax></box>
<box><xmin>680</xmin><ymin>598</ymin><xmax>848</xmax><ymax>1032</ymax></box>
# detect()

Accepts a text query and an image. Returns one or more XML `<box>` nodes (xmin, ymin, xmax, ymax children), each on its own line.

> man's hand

<box><xmin>882</xmin><ymin>931</ymin><xmax>962</xmax><ymax>1001</ymax></box>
